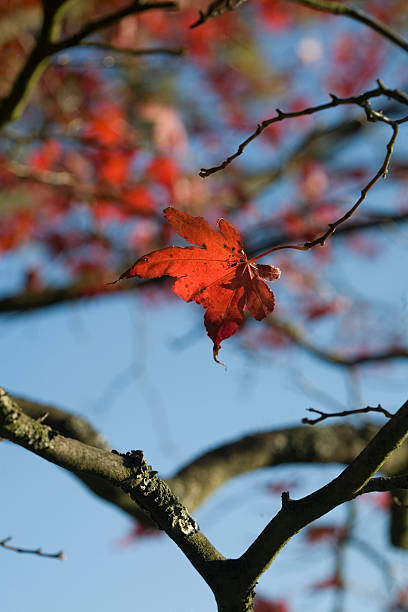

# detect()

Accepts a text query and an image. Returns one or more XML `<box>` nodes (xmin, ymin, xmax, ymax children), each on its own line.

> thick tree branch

<box><xmin>237</xmin><ymin>399</ymin><xmax>408</xmax><ymax>587</ymax></box>
<box><xmin>13</xmin><ymin>394</ymin><xmax>152</xmax><ymax>521</ymax></box>
<box><xmin>0</xmin><ymin>1</ymin><xmax>178</xmax><ymax>128</ymax></box>
<box><xmin>0</xmin><ymin>388</ymin><xmax>226</xmax><ymax>596</ymax></box>
<box><xmin>8</xmin><ymin>394</ymin><xmax>408</xmax><ymax>518</ymax></box>
<box><xmin>5</xmin><ymin>389</ymin><xmax>408</xmax><ymax>610</ymax></box>
<box><xmin>8</xmin><ymin>393</ymin><xmax>408</xmax><ymax>555</ymax></box>
<box><xmin>0</xmin><ymin>0</ymin><xmax>68</xmax><ymax>128</ymax></box>
<box><xmin>4</xmin><ymin>394</ymin><xmax>376</xmax><ymax>514</ymax></box>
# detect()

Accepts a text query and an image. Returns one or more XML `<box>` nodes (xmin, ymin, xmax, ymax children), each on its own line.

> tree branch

<box><xmin>190</xmin><ymin>0</ymin><xmax>248</xmax><ymax>29</ymax></box>
<box><xmin>292</xmin><ymin>0</ymin><xmax>408</xmax><ymax>54</ymax></box>
<box><xmin>0</xmin><ymin>1</ymin><xmax>178</xmax><ymax>129</ymax></box>
<box><xmin>5</xmin><ymin>388</ymin><xmax>408</xmax><ymax>610</ymax></box>
<box><xmin>199</xmin><ymin>82</ymin><xmax>408</xmax><ymax>178</ymax></box>
<box><xmin>0</xmin><ymin>0</ymin><xmax>68</xmax><ymax>128</ymax></box>
<box><xmin>13</xmin><ymin>394</ymin><xmax>152</xmax><ymax>522</ymax></box>
<box><xmin>237</xmin><ymin>398</ymin><xmax>408</xmax><ymax>586</ymax></box>
<box><xmin>0</xmin><ymin>537</ymin><xmax>65</xmax><ymax>560</ymax></box>
<box><xmin>247</xmin><ymin>210</ymin><xmax>408</xmax><ymax>258</ymax></box>
<box><xmin>302</xmin><ymin>405</ymin><xmax>394</xmax><ymax>425</ymax></box>
<box><xmin>302</xmin><ymin>117</ymin><xmax>402</xmax><ymax>249</ymax></box>
<box><xmin>8</xmin><ymin>393</ymin><xmax>408</xmax><ymax>553</ymax></box>
<box><xmin>0</xmin><ymin>388</ymin><xmax>226</xmax><ymax>595</ymax></box>
<box><xmin>357</xmin><ymin>474</ymin><xmax>408</xmax><ymax>495</ymax></box>
<box><xmin>51</xmin><ymin>2</ymin><xmax>178</xmax><ymax>55</ymax></box>
<box><xmin>8</xmin><ymin>393</ymin><xmax>408</xmax><ymax>516</ymax></box>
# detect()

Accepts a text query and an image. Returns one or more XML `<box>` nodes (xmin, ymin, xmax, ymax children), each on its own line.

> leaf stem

<box><xmin>248</xmin><ymin>244</ymin><xmax>307</xmax><ymax>263</ymax></box>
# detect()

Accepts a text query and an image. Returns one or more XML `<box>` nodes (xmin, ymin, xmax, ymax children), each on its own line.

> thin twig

<box><xmin>302</xmin><ymin>405</ymin><xmax>394</xmax><ymax>425</ymax></box>
<box><xmin>293</xmin><ymin>0</ymin><xmax>408</xmax><ymax>54</ymax></box>
<box><xmin>190</xmin><ymin>0</ymin><xmax>248</xmax><ymax>28</ymax></box>
<box><xmin>245</xmin><ymin>109</ymin><xmax>408</xmax><ymax>254</ymax></box>
<box><xmin>0</xmin><ymin>537</ymin><xmax>65</xmax><ymax>560</ymax></box>
<box><xmin>247</xmin><ymin>210</ymin><xmax>408</xmax><ymax>258</ymax></box>
<box><xmin>302</xmin><ymin>120</ymin><xmax>400</xmax><ymax>248</ymax></box>
<box><xmin>199</xmin><ymin>82</ymin><xmax>408</xmax><ymax>178</ymax></box>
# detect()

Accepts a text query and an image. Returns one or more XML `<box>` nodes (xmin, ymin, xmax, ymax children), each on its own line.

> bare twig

<box><xmin>0</xmin><ymin>537</ymin><xmax>65</xmax><ymax>560</ymax></box>
<box><xmin>247</xmin><ymin>210</ymin><xmax>408</xmax><ymax>258</ymax></box>
<box><xmin>293</xmin><ymin>0</ymin><xmax>408</xmax><ymax>54</ymax></box>
<box><xmin>190</xmin><ymin>0</ymin><xmax>248</xmax><ymax>29</ymax></box>
<box><xmin>199</xmin><ymin>82</ymin><xmax>408</xmax><ymax>178</ymax></box>
<box><xmin>240</xmin><ymin>398</ymin><xmax>408</xmax><ymax>586</ymax></box>
<box><xmin>302</xmin><ymin>405</ymin><xmax>394</xmax><ymax>425</ymax></box>
<box><xmin>302</xmin><ymin>117</ymin><xmax>404</xmax><ymax>249</ymax></box>
<box><xmin>248</xmin><ymin>114</ymin><xmax>400</xmax><ymax>250</ymax></box>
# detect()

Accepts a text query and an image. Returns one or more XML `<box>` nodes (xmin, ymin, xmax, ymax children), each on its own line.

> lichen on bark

<box><xmin>119</xmin><ymin>450</ymin><xmax>199</xmax><ymax>537</ymax></box>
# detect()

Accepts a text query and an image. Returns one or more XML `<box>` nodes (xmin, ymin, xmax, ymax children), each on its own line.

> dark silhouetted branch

<box><xmin>7</xmin><ymin>392</ymin><xmax>408</xmax><ymax>555</ymax></box>
<box><xmin>199</xmin><ymin>82</ymin><xmax>408</xmax><ymax>178</ymax></box>
<box><xmin>0</xmin><ymin>537</ymin><xmax>65</xmax><ymax>560</ymax></box>
<box><xmin>190</xmin><ymin>0</ymin><xmax>248</xmax><ymax>28</ymax></box>
<box><xmin>293</xmin><ymin>0</ymin><xmax>408</xmax><ymax>54</ymax></box>
<box><xmin>302</xmin><ymin>405</ymin><xmax>394</xmax><ymax>425</ymax></box>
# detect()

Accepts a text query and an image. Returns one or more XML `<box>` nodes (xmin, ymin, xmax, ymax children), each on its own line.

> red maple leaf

<box><xmin>119</xmin><ymin>207</ymin><xmax>281</xmax><ymax>364</ymax></box>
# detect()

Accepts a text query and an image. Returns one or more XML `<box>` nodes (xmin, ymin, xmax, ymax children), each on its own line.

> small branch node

<box><xmin>281</xmin><ymin>490</ymin><xmax>294</xmax><ymax>509</ymax></box>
